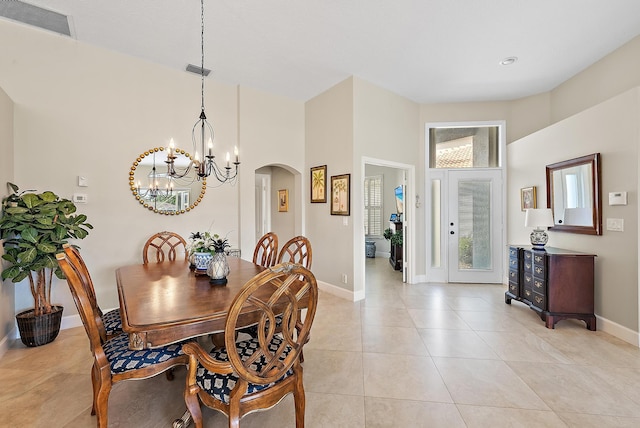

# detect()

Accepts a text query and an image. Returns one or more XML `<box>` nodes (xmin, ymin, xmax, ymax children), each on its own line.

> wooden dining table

<box><xmin>116</xmin><ymin>257</ymin><xmax>267</xmax><ymax>350</ymax></box>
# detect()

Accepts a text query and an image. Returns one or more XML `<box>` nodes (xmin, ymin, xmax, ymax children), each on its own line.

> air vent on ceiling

<box><xmin>186</xmin><ymin>64</ymin><xmax>211</xmax><ymax>76</ymax></box>
<box><xmin>0</xmin><ymin>1</ymin><xmax>71</xmax><ymax>37</ymax></box>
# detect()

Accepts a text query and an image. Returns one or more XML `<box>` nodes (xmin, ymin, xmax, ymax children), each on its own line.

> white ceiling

<box><xmin>14</xmin><ymin>0</ymin><xmax>640</xmax><ymax>103</ymax></box>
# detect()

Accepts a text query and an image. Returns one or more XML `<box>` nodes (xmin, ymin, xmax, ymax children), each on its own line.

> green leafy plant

<box><xmin>383</xmin><ymin>227</ymin><xmax>393</xmax><ymax>241</ymax></box>
<box><xmin>1</xmin><ymin>183</ymin><xmax>93</xmax><ymax>316</ymax></box>
<box><xmin>390</xmin><ymin>229</ymin><xmax>403</xmax><ymax>247</ymax></box>
<box><xmin>383</xmin><ymin>227</ymin><xmax>403</xmax><ymax>247</ymax></box>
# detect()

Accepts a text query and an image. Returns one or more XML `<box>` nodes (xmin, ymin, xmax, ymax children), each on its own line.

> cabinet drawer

<box><xmin>524</xmin><ymin>251</ymin><xmax>533</xmax><ymax>263</ymax></box>
<box><xmin>509</xmin><ymin>257</ymin><xmax>519</xmax><ymax>269</ymax></box>
<box><xmin>508</xmin><ymin>282</ymin><xmax>518</xmax><ymax>294</ymax></box>
<box><xmin>508</xmin><ymin>269</ymin><xmax>519</xmax><ymax>283</ymax></box>
<box><xmin>523</xmin><ymin>272</ymin><xmax>533</xmax><ymax>287</ymax></box>
<box><xmin>509</xmin><ymin>247</ymin><xmax>519</xmax><ymax>258</ymax></box>
<box><xmin>531</xmin><ymin>292</ymin><xmax>545</xmax><ymax>309</ymax></box>
<box><xmin>532</xmin><ymin>254</ymin><xmax>546</xmax><ymax>279</ymax></box>
<box><xmin>523</xmin><ymin>287</ymin><xmax>533</xmax><ymax>301</ymax></box>
<box><xmin>532</xmin><ymin>277</ymin><xmax>545</xmax><ymax>293</ymax></box>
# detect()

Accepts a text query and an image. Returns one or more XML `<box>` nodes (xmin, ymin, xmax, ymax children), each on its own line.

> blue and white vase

<box><xmin>193</xmin><ymin>252</ymin><xmax>213</xmax><ymax>272</ymax></box>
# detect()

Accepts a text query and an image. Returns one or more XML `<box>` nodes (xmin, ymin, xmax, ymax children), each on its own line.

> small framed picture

<box><xmin>310</xmin><ymin>165</ymin><xmax>327</xmax><ymax>203</ymax></box>
<box><xmin>278</xmin><ymin>189</ymin><xmax>289</xmax><ymax>212</ymax></box>
<box><xmin>330</xmin><ymin>174</ymin><xmax>350</xmax><ymax>216</ymax></box>
<box><xmin>521</xmin><ymin>186</ymin><xmax>537</xmax><ymax>211</ymax></box>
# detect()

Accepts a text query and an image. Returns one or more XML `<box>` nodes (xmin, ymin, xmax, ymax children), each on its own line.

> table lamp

<box><xmin>525</xmin><ymin>208</ymin><xmax>554</xmax><ymax>250</ymax></box>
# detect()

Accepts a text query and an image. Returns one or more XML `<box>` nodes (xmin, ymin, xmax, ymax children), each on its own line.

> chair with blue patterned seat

<box><xmin>277</xmin><ymin>235</ymin><xmax>312</xmax><ymax>269</ymax></box>
<box><xmin>182</xmin><ymin>262</ymin><xmax>318</xmax><ymax>428</ymax></box>
<box><xmin>56</xmin><ymin>252</ymin><xmax>190</xmax><ymax>428</ymax></box>
<box><xmin>62</xmin><ymin>244</ymin><xmax>123</xmax><ymax>340</ymax></box>
<box><xmin>143</xmin><ymin>231</ymin><xmax>188</xmax><ymax>264</ymax></box>
<box><xmin>252</xmin><ymin>232</ymin><xmax>278</xmax><ymax>267</ymax></box>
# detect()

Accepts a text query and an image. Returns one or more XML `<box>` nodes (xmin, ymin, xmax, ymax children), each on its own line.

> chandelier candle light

<box><xmin>525</xmin><ymin>208</ymin><xmax>555</xmax><ymax>250</ymax></box>
<box><xmin>165</xmin><ymin>0</ymin><xmax>240</xmax><ymax>183</ymax></box>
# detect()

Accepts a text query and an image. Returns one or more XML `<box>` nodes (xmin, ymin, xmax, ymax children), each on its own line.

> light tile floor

<box><xmin>2</xmin><ymin>256</ymin><xmax>640</xmax><ymax>427</ymax></box>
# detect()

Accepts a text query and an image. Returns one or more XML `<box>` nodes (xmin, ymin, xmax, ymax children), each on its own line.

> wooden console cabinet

<box><xmin>505</xmin><ymin>245</ymin><xmax>596</xmax><ymax>330</ymax></box>
<box><xmin>389</xmin><ymin>221</ymin><xmax>402</xmax><ymax>270</ymax></box>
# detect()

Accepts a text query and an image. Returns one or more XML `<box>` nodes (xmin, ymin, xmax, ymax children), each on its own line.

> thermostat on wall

<box><xmin>609</xmin><ymin>191</ymin><xmax>627</xmax><ymax>206</ymax></box>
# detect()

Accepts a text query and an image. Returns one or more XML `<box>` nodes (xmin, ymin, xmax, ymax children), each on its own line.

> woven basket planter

<box><xmin>15</xmin><ymin>305</ymin><xmax>64</xmax><ymax>347</ymax></box>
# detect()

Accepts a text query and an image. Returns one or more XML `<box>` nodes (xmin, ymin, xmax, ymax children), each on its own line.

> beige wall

<box><xmin>353</xmin><ymin>78</ymin><xmax>420</xmax><ymax>293</ymax></box>
<box><xmin>508</xmin><ymin>88</ymin><xmax>640</xmax><ymax>335</ymax></box>
<box><xmin>237</xmin><ymin>86</ymin><xmax>305</xmax><ymax>257</ymax></box>
<box><xmin>271</xmin><ymin>167</ymin><xmax>296</xmax><ymax>241</ymax></box>
<box><xmin>0</xmin><ymin>19</ymin><xmax>304</xmax><ymax>328</ymax></box>
<box><xmin>551</xmin><ymin>35</ymin><xmax>640</xmax><ymax>123</ymax></box>
<box><xmin>3</xmin><ymin>18</ymin><xmax>640</xmax><ymax>346</ymax></box>
<box><xmin>0</xmin><ymin>86</ymin><xmax>15</xmax><ymax>350</ymax></box>
<box><xmin>305</xmin><ymin>78</ymin><xmax>354</xmax><ymax>291</ymax></box>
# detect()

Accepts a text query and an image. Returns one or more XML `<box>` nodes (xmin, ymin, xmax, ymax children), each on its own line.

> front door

<box><xmin>447</xmin><ymin>169</ymin><xmax>503</xmax><ymax>283</ymax></box>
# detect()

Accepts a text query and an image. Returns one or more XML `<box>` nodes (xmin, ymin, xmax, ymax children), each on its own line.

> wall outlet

<box><xmin>341</xmin><ymin>274</ymin><xmax>348</xmax><ymax>284</ymax></box>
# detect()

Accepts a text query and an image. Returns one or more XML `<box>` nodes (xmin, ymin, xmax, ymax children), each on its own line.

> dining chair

<box><xmin>142</xmin><ymin>231</ymin><xmax>188</xmax><ymax>264</ymax></box>
<box><xmin>182</xmin><ymin>262</ymin><xmax>318</xmax><ymax>428</ymax></box>
<box><xmin>56</xmin><ymin>252</ymin><xmax>190</xmax><ymax>428</ymax></box>
<box><xmin>277</xmin><ymin>235</ymin><xmax>312</xmax><ymax>269</ymax></box>
<box><xmin>252</xmin><ymin>232</ymin><xmax>278</xmax><ymax>268</ymax></box>
<box><xmin>62</xmin><ymin>244</ymin><xmax>123</xmax><ymax>341</ymax></box>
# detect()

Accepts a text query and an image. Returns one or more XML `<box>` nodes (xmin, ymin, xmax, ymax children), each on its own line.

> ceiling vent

<box><xmin>186</xmin><ymin>64</ymin><xmax>211</xmax><ymax>76</ymax></box>
<box><xmin>0</xmin><ymin>1</ymin><xmax>71</xmax><ymax>37</ymax></box>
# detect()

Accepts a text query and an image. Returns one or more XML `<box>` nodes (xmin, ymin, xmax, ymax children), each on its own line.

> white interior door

<box><xmin>255</xmin><ymin>174</ymin><xmax>271</xmax><ymax>238</ymax></box>
<box><xmin>447</xmin><ymin>169</ymin><xmax>503</xmax><ymax>283</ymax></box>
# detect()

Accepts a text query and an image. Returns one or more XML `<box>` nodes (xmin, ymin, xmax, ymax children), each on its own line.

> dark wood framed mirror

<box><xmin>546</xmin><ymin>153</ymin><xmax>602</xmax><ymax>235</ymax></box>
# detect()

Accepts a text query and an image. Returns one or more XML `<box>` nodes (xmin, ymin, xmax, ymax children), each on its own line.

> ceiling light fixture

<box><xmin>499</xmin><ymin>56</ymin><xmax>518</xmax><ymax>66</ymax></box>
<box><xmin>166</xmin><ymin>0</ymin><xmax>239</xmax><ymax>183</ymax></box>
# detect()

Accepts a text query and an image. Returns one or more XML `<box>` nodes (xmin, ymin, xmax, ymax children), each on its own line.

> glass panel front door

<box><xmin>448</xmin><ymin>170</ymin><xmax>502</xmax><ymax>283</ymax></box>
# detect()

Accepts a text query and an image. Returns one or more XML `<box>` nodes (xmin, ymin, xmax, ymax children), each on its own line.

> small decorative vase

<box><xmin>193</xmin><ymin>252</ymin><xmax>213</xmax><ymax>273</ymax></box>
<box><xmin>207</xmin><ymin>250</ymin><xmax>230</xmax><ymax>285</ymax></box>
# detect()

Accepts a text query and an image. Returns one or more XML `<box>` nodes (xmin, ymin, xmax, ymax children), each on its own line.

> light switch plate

<box><xmin>78</xmin><ymin>176</ymin><xmax>88</xmax><ymax>187</ymax></box>
<box><xmin>606</xmin><ymin>218</ymin><xmax>624</xmax><ymax>231</ymax></box>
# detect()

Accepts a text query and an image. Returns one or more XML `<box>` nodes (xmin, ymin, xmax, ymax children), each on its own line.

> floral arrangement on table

<box><xmin>187</xmin><ymin>232</ymin><xmax>232</xmax><ymax>283</ymax></box>
<box><xmin>187</xmin><ymin>231</ymin><xmax>230</xmax><ymax>254</ymax></box>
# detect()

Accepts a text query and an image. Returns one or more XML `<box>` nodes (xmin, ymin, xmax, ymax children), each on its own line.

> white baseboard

<box><xmin>596</xmin><ymin>314</ymin><xmax>639</xmax><ymax>347</ymax></box>
<box><xmin>317</xmin><ymin>280</ymin><xmax>364</xmax><ymax>302</ymax></box>
<box><xmin>0</xmin><ymin>332</ymin><xmax>11</xmax><ymax>359</ymax></box>
<box><xmin>413</xmin><ymin>274</ymin><xmax>427</xmax><ymax>283</ymax></box>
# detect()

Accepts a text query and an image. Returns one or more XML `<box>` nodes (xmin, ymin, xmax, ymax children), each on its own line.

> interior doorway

<box><xmin>360</xmin><ymin>157</ymin><xmax>415</xmax><ymax>298</ymax></box>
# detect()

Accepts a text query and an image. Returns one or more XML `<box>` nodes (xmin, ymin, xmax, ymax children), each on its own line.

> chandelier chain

<box><xmin>200</xmin><ymin>0</ymin><xmax>205</xmax><ymax>112</ymax></box>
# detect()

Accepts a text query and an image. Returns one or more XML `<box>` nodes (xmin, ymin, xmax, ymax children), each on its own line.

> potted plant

<box><xmin>0</xmin><ymin>183</ymin><xmax>93</xmax><ymax>346</ymax></box>
<box><xmin>383</xmin><ymin>227</ymin><xmax>403</xmax><ymax>270</ymax></box>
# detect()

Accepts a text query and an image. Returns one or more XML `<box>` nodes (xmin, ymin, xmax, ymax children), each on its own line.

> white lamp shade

<box><xmin>525</xmin><ymin>208</ymin><xmax>554</xmax><ymax>228</ymax></box>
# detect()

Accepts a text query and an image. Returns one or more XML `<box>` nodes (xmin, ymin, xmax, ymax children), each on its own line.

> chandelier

<box><xmin>137</xmin><ymin>152</ymin><xmax>174</xmax><ymax>200</ymax></box>
<box><xmin>166</xmin><ymin>0</ymin><xmax>239</xmax><ymax>183</ymax></box>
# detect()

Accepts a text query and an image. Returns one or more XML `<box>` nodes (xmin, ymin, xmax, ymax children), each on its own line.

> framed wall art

<box><xmin>310</xmin><ymin>165</ymin><xmax>327</xmax><ymax>203</ymax></box>
<box><xmin>330</xmin><ymin>174</ymin><xmax>350</xmax><ymax>216</ymax></box>
<box><xmin>278</xmin><ymin>189</ymin><xmax>289</xmax><ymax>212</ymax></box>
<box><xmin>520</xmin><ymin>186</ymin><xmax>537</xmax><ymax>211</ymax></box>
